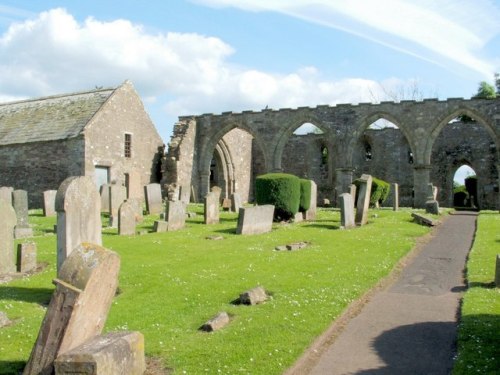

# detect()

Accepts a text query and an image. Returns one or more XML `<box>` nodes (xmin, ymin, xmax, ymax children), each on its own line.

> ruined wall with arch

<box><xmin>162</xmin><ymin>97</ymin><xmax>500</xmax><ymax>209</ymax></box>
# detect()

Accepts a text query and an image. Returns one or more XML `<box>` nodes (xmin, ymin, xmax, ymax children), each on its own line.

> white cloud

<box><xmin>194</xmin><ymin>0</ymin><xmax>500</xmax><ymax>78</ymax></box>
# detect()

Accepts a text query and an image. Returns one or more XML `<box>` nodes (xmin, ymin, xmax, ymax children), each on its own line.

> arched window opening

<box><xmin>453</xmin><ymin>165</ymin><xmax>477</xmax><ymax>208</ymax></box>
<box><xmin>408</xmin><ymin>150</ymin><xmax>414</xmax><ymax>164</ymax></box>
<box><xmin>368</xmin><ymin>118</ymin><xmax>399</xmax><ymax>130</ymax></box>
<box><xmin>364</xmin><ymin>142</ymin><xmax>372</xmax><ymax>161</ymax></box>
<box><xmin>321</xmin><ymin>145</ymin><xmax>328</xmax><ymax>165</ymax></box>
<box><xmin>293</xmin><ymin>122</ymin><xmax>324</xmax><ymax>135</ymax></box>
<box><xmin>448</xmin><ymin>114</ymin><xmax>475</xmax><ymax>124</ymax></box>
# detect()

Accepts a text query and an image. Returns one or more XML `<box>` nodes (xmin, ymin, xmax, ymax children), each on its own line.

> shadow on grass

<box><xmin>0</xmin><ymin>286</ymin><xmax>53</xmax><ymax>306</ymax></box>
<box><xmin>214</xmin><ymin>228</ymin><xmax>237</xmax><ymax>235</ymax></box>
<box><xmin>468</xmin><ymin>281</ymin><xmax>496</xmax><ymax>289</ymax></box>
<box><xmin>0</xmin><ymin>360</ymin><xmax>25</xmax><ymax>375</ymax></box>
<box><xmin>303</xmin><ymin>223</ymin><xmax>341</xmax><ymax>230</ymax></box>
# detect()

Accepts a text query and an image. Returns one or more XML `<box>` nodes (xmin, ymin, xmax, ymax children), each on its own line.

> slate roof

<box><xmin>0</xmin><ymin>87</ymin><xmax>116</xmax><ymax>145</ymax></box>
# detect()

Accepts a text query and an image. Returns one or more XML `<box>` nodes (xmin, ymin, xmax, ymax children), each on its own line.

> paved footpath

<box><xmin>286</xmin><ymin>212</ymin><xmax>477</xmax><ymax>375</ymax></box>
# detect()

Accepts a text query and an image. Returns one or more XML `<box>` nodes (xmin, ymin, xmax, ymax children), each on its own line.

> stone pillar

<box><xmin>392</xmin><ymin>183</ymin><xmax>399</xmax><ymax>211</ymax></box>
<box><xmin>335</xmin><ymin>168</ymin><xmax>354</xmax><ymax>206</ymax></box>
<box><xmin>413</xmin><ymin>165</ymin><xmax>432</xmax><ymax>208</ymax></box>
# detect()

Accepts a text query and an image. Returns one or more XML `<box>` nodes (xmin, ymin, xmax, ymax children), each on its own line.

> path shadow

<box><xmin>355</xmin><ymin>322</ymin><xmax>457</xmax><ymax>374</ymax></box>
<box><xmin>0</xmin><ymin>286</ymin><xmax>53</xmax><ymax>306</ymax></box>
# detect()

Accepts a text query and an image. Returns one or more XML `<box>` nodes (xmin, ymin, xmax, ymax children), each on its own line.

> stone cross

<box><xmin>23</xmin><ymin>243</ymin><xmax>120</xmax><ymax>375</ymax></box>
<box><xmin>0</xmin><ymin>200</ymin><xmax>17</xmax><ymax>274</ymax></box>
<box><xmin>392</xmin><ymin>183</ymin><xmax>399</xmax><ymax>211</ymax></box>
<box><xmin>55</xmin><ymin>176</ymin><xmax>102</xmax><ymax>273</ymax></box>
<box><xmin>12</xmin><ymin>189</ymin><xmax>33</xmax><ymax>239</ymax></box>
<box><xmin>204</xmin><ymin>191</ymin><xmax>220</xmax><ymax>224</ymax></box>
<box><xmin>118</xmin><ymin>201</ymin><xmax>136</xmax><ymax>236</ymax></box>
<box><xmin>355</xmin><ymin>174</ymin><xmax>373</xmax><ymax>226</ymax></box>
<box><xmin>43</xmin><ymin>190</ymin><xmax>57</xmax><ymax>217</ymax></box>
<box><xmin>339</xmin><ymin>193</ymin><xmax>355</xmax><ymax>229</ymax></box>
<box><xmin>144</xmin><ymin>183</ymin><xmax>163</xmax><ymax>215</ymax></box>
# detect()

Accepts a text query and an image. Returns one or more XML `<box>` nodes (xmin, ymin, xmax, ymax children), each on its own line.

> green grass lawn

<box><xmin>1</xmin><ymin>206</ymin><xmax>435</xmax><ymax>374</ymax></box>
<box><xmin>453</xmin><ymin>211</ymin><xmax>500</xmax><ymax>375</ymax></box>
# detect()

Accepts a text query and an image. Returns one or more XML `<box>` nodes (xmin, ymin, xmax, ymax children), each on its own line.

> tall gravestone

<box><xmin>127</xmin><ymin>169</ymin><xmax>143</xmax><ymax>201</ymax></box>
<box><xmin>236</xmin><ymin>205</ymin><xmax>274</xmax><ymax>235</ymax></box>
<box><xmin>43</xmin><ymin>190</ymin><xmax>57</xmax><ymax>217</ymax></box>
<box><xmin>56</xmin><ymin>176</ymin><xmax>102</xmax><ymax>273</ymax></box>
<box><xmin>0</xmin><ymin>200</ymin><xmax>17</xmax><ymax>275</ymax></box>
<box><xmin>99</xmin><ymin>184</ymin><xmax>111</xmax><ymax>214</ymax></box>
<box><xmin>144</xmin><ymin>183</ymin><xmax>162</xmax><ymax>215</ymax></box>
<box><xmin>17</xmin><ymin>243</ymin><xmax>37</xmax><ymax>273</ymax></box>
<box><xmin>23</xmin><ymin>243</ymin><xmax>120</xmax><ymax>375</ymax></box>
<box><xmin>165</xmin><ymin>200</ymin><xmax>186</xmax><ymax>231</ymax></box>
<box><xmin>126</xmin><ymin>198</ymin><xmax>144</xmax><ymax>223</ymax></box>
<box><xmin>304</xmin><ymin>180</ymin><xmax>317</xmax><ymax>220</ymax></box>
<box><xmin>109</xmin><ymin>185</ymin><xmax>127</xmax><ymax>228</ymax></box>
<box><xmin>339</xmin><ymin>193</ymin><xmax>355</xmax><ymax>229</ymax></box>
<box><xmin>211</xmin><ymin>186</ymin><xmax>222</xmax><ymax>203</ymax></box>
<box><xmin>392</xmin><ymin>183</ymin><xmax>399</xmax><ymax>211</ymax></box>
<box><xmin>231</xmin><ymin>193</ymin><xmax>242</xmax><ymax>213</ymax></box>
<box><xmin>204</xmin><ymin>192</ymin><xmax>220</xmax><ymax>224</ymax></box>
<box><xmin>12</xmin><ymin>189</ymin><xmax>33</xmax><ymax>238</ymax></box>
<box><xmin>118</xmin><ymin>201</ymin><xmax>136</xmax><ymax>236</ymax></box>
<box><xmin>355</xmin><ymin>174</ymin><xmax>372</xmax><ymax>226</ymax></box>
<box><xmin>0</xmin><ymin>186</ymin><xmax>13</xmax><ymax>205</ymax></box>
<box><xmin>179</xmin><ymin>184</ymin><xmax>191</xmax><ymax>205</ymax></box>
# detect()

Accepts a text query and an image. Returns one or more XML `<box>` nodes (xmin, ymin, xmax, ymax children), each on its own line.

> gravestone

<box><xmin>165</xmin><ymin>200</ymin><xmax>186</xmax><ymax>231</ymax></box>
<box><xmin>200</xmin><ymin>312</ymin><xmax>230</xmax><ymax>332</ymax></box>
<box><xmin>166</xmin><ymin>183</ymin><xmax>180</xmax><ymax>201</ymax></box>
<box><xmin>0</xmin><ymin>186</ymin><xmax>13</xmax><ymax>205</ymax></box>
<box><xmin>231</xmin><ymin>193</ymin><xmax>242</xmax><ymax>213</ymax></box>
<box><xmin>17</xmin><ymin>242</ymin><xmax>37</xmax><ymax>273</ymax></box>
<box><xmin>126</xmin><ymin>198</ymin><xmax>144</xmax><ymax>223</ymax></box>
<box><xmin>23</xmin><ymin>243</ymin><xmax>120</xmax><ymax>375</ymax></box>
<box><xmin>239</xmin><ymin>286</ymin><xmax>267</xmax><ymax>305</ymax></box>
<box><xmin>0</xmin><ymin>200</ymin><xmax>17</xmax><ymax>275</ymax></box>
<box><xmin>54</xmin><ymin>331</ymin><xmax>145</xmax><ymax>375</ymax></box>
<box><xmin>392</xmin><ymin>183</ymin><xmax>399</xmax><ymax>211</ymax></box>
<box><xmin>56</xmin><ymin>176</ymin><xmax>102</xmax><ymax>273</ymax></box>
<box><xmin>355</xmin><ymin>174</ymin><xmax>373</xmax><ymax>226</ymax></box>
<box><xmin>12</xmin><ymin>189</ymin><xmax>33</xmax><ymax>239</ymax></box>
<box><xmin>144</xmin><ymin>183</ymin><xmax>162</xmax><ymax>215</ymax></box>
<box><xmin>236</xmin><ymin>205</ymin><xmax>274</xmax><ymax>235</ymax></box>
<box><xmin>126</xmin><ymin>169</ymin><xmax>143</xmax><ymax>201</ymax></box>
<box><xmin>339</xmin><ymin>193</ymin><xmax>355</xmax><ymax>229</ymax></box>
<box><xmin>109</xmin><ymin>185</ymin><xmax>127</xmax><ymax>228</ymax></box>
<box><xmin>118</xmin><ymin>201</ymin><xmax>136</xmax><ymax>236</ymax></box>
<box><xmin>304</xmin><ymin>180</ymin><xmax>317</xmax><ymax>220</ymax></box>
<box><xmin>426</xmin><ymin>183</ymin><xmax>434</xmax><ymax>200</ymax></box>
<box><xmin>211</xmin><ymin>186</ymin><xmax>222</xmax><ymax>202</ymax></box>
<box><xmin>179</xmin><ymin>184</ymin><xmax>191</xmax><ymax>205</ymax></box>
<box><xmin>222</xmin><ymin>198</ymin><xmax>232</xmax><ymax>211</ymax></box>
<box><xmin>411</xmin><ymin>212</ymin><xmax>437</xmax><ymax>226</ymax></box>
<box><xmin>153</xmin><ymin>220</ymin><xmax>168</xmax><ymax>233</ymax></box>
<box><xmin>99</xmin><ymin>184</ymin><xmax>111</xmax><ymax>214</ymax></box>
<box><xmin>425</xmin><ymin>199</ymin><xmax>440</xmax><ymax>215</ymax></box>
<box><xmin>204</xmin><ymin>192</ymin><xmax>220</xmax><ymax>224</ymax></box>
<box><xmin>43</xmin><ymin>190</ymin><xmax>58</xmax><ymax>217</ymax></box>
<box><xmin>432</xmin><ymin>185</ymin><xmax>438</xmax><ymax>200</ymax></box>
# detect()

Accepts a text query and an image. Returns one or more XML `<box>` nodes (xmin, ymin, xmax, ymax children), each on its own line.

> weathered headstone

<box><xmin>153</xmin><ymin>220</ymin><xmax>168</xmax><ymax>233</ymax></box>
<box><xmin>144</xmin><ymin>183</ymin><xmax>162</xmax><ymax>215</ymax></box>
<box><xmin>236</xmin><ymin>205</ymin><xmax>274</xmax><ymax>235</ymax></box>
<box><xmin>54</xmin><ymin>331</ymin><xmax>145</xmax><ymax>375</ymax></box>
<box><xmin>411</xmin><ymin>212</ymin><xmax>437</xmax><ymax>226</ymax></box>
<box><xmin>43</xmin><ymin>190</ymin><xmax>58</xmax><ymax>217</ymax></box>
<box><xmin>239</xmin><ymin>286</ymin><xmax>267</xmax><ymax>305</ymax></box>
<box><xmin>222</xmin><ymin>198</ymin><xmax>232</xmax><ymax>211</ymax></box>
<box><xmin>109</xmin><ymin>185</ymin><xmax>127</xmax><ymax>228</ymax></box>
<box><xmin>392</xmin><ymin>183</ymin><xmax>399</xmax><ymax>211</ymax></box>
<box><xmin>165</xmin><ymin>200</ymin><xmax>186</xmax><ymax>231</ymax></box>
<box><xmin>179</xmin><ymin>184</ymin><xmax>191</xmax><ymax>205</ymax></box>
<box><xmin>355</xmin><ymin>174</ymin><xmax>372</xmax><ymax>226</ymax></box>
<box><xmin>339</xmin><ymin>193</ymin><xmax>355</xmax><ymax>229</ymax></box>
<box><xmin>231</xmin><ymin>193</ymin><xmax>242</xmax><ymax>213</ymax></box>
<box><xmin>126</xmin><ymin>169</ymin><xmax>143</xmax><ymax>201</ymax></box>
<box><xmin>304</xmin><ymin>180</ymin><xmax>317</xmax><ymax>220</ymax></box>
<box><xmin>425</xmin><ymin>199</ymin><xmax>440</xmax><ymax>215</ymax></box>
<box><xmin>126</xmin><ymin>198</ymin><xmax>144</xmax><ymax>223</ymax></box>
<box><xmin>23</xmin><ymin>243</ymin><xmax>120</xmax><ymax>375</ymax></box>
<box><xmin>426</xmin><ymin>183</ymin><xmax>434</xmax><ymax>200</ymax></box>
<box><xmin>211</xmin><ymin>186</ymin><xmax>222</xmax><ymax>202</ymax></box>
<box><xmin>12</xmin><ymin>189</ymin><xmax>33</xmax><ymax>239</ymax></box>
<box><xmin>432</xmin><ymin>185</ymin><xmax>438</xmax><ymax>200</ymax></box>
<box><xmin>294</xmin><ymin>212</ymin><xmax>304</xmax><ymax>223</ymax></box>
<box><xmin>0</xmin><ymin>200</ymin><xmax>17</xmax><ymax>275</ymax></box>
<box><xmin>204</xmin><ymin>192</ymin><xmax>220</xmax><ymax>225</ymax></box>
<box><xmin>17</xmin><ymin>242</ymin><xmax>37</xmax><ymax>273</ymax></box>
<box><xmin>56</xmin><ymin>176</ymin><xmax>102</xmax><ymax>272</ymax></box>
<box><xmin>118</xmin><ymin>201</ymin><xmax>136</xmax><ymax>236</ymax></box>
<box><xmin>99</xmin><ymin>184</ymin><xmax>111</xmax><ymax>214</ymax></box>
<box><xmin>166</xmin><ymin>183</ymin><xmax>180</xmax><ymax>201</ymax></box>
<box><xmin>0</xmin><ymin>186</ymin><xmax>13</xmax><ymax>205</ymax></box>
<box><xmin>200</xmin><ymin>312</ymin><xmax>230</xmax><ymax>332</ymax></box>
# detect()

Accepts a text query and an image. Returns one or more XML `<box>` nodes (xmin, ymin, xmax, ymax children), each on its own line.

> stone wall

<box><xmin>0</xmin><ymin>137</ymin><xmax>84</xmax><ymax>207</ymax></box>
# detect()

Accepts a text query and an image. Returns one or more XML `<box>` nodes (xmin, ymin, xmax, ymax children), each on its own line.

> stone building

<box><xmin>0</xmin><ymin>81</ymin><xmax>164</xmax><ymax>207</ymax></box>
<box><xmin>162</xmin><ymin>97</ymin><xmax>499</xmax><ymax>209</ymax></box>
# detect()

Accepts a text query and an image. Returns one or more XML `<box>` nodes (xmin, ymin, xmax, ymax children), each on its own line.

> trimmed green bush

<box><xmin>354</xmin><ymin>176</ymin><xmax>391</xmax><ymax>207</ymax></box>
<box><xmin>255</xmin><ymin>173</ymin><xmax>300</xmax><ymax>221</ymax></box>
<box><xmin>299</xmin><ymin>179</ymin><xmax>312</xmax><ymax>212</ymax></box>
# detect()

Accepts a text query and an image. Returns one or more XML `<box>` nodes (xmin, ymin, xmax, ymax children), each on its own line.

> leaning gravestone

<box><xmin>12</xmin><ymin>189</ymin><xmax>33</xmax><ymax>239</ymax></box>
<box><xmin>392</xmin><ymin>183</ymin><xmax>399</xmax><ymax>211</ymax></box>
<box><xmin>118</xmin><ymin>201</ymin><xmax>136</xmax><ymax>236</ymax></box>
<box><xmin>109</xmin><ymin>185</ymin><xmax>127</xmax><ymax>228</ymax></box>
<box><xmin>236</xmin><ymin>205</ymin><xmax>274</xmax><ymax>235</ymax></box>
<box><xmin>0</xmin><ymin>186</ymin><xmax>13</xmax><ymax>205</ymax></box>
<box><xmin>165</xmin><ymin>200</ymin><xmax>186</xmax><ymax>231</ymax></box>
<box><xmin>0</xmin><ymin>200</ymin><xmax>17</xmax><ymax>275</ymax></box>
<box><xmin>56</xmin><ymin>176</ymin><xmax>102</xmax><ymax>273</ymax></box>
<box><xmin>99</xmin><ymin>184</ymin><xmax>111</xmax><ymax>214</ymax></box>
<box><xmin>17</xmin><ymin>243</ymin><xmax>37</xmax><ymax>273</ymax></box>
<box><xmin>204</xmin><ymin>192</ymin><xmax>220</xmax><ymax>225</ymax></box>
<box><xmin>339</xmin><ymin>193</ymin><xmax>355</xmax><ymax>229</ymax></box>
<box><xmin>304</xmin><ymin>180</ymin><xmax>317</xmax><ymax>220</ymax></box>
<box><xmin>355</xmin><ymin>174</ymin><xmax>372</xmax><ymax>226</ymax></box>
<box><xmin>23</xmin><ymin>243</ymin><xmax>120</xmax><ymax>375</ymax></box>
<box><xmin>144</xmin><ymin>183</ymin><xmax>163</xmax><ymax>215</ymax></box>
<box><xmin>231</xmin><ymin>193</ymin><xmax>242</xmax><ymax>213</ymax></box>
<box><xmin>349</xmin><ymin>184</ymin><xmax>357</xmax><ymax>210</ymax></box>
<box><xmin>43</xmin><ymin>190</ymin><xmax>57</xmax><ymax>217</ymax></box>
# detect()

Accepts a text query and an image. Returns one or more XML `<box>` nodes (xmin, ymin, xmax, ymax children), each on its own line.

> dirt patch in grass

<box><xmin>145</xmin><ymin>357</ymin><xmax>173</xmax><ymax>375</ymax></box>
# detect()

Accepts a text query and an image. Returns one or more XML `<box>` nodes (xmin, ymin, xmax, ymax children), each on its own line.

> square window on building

<box><xmin>124</xmin><ymin>133</ymin><xmax>132</xmax><ymax>158</ymax></box>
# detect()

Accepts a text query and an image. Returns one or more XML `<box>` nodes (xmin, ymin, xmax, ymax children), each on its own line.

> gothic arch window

<box><xmin>321</xmin><ymin>145</ymin><xmax>328</xmax><ymax>165</ymax></box>
<box><xmin>293</xmin><ymin>122</ymin><xmax>324</xmax><ymax>135</ymax></box>
<box><xmin>364</xmin><ymin>142</ymin><xmax>372</xmax><ymax>161</ymax></box>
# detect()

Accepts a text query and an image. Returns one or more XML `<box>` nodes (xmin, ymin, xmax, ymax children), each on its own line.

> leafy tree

<box><xmin>473</xmin><ymin>81</ymin><xmax>496</xmax><ymax>99</ymax></box>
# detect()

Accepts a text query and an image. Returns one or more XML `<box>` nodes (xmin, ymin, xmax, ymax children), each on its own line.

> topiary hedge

<box><xmin>255</xmin><ymin>173</ymin><xmax>300</xmax><ymax>221</ymax></box>
<box><xmin>299</xmin><ymin>179</ymin><xmax>312</xmax><ymax>212</ymax></box>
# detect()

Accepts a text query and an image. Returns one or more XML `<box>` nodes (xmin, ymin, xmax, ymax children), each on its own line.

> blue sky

<box><xmin>1</xmin><ymin>1</ymin><xmax>499</xmax><ymax>182</ymax></box>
